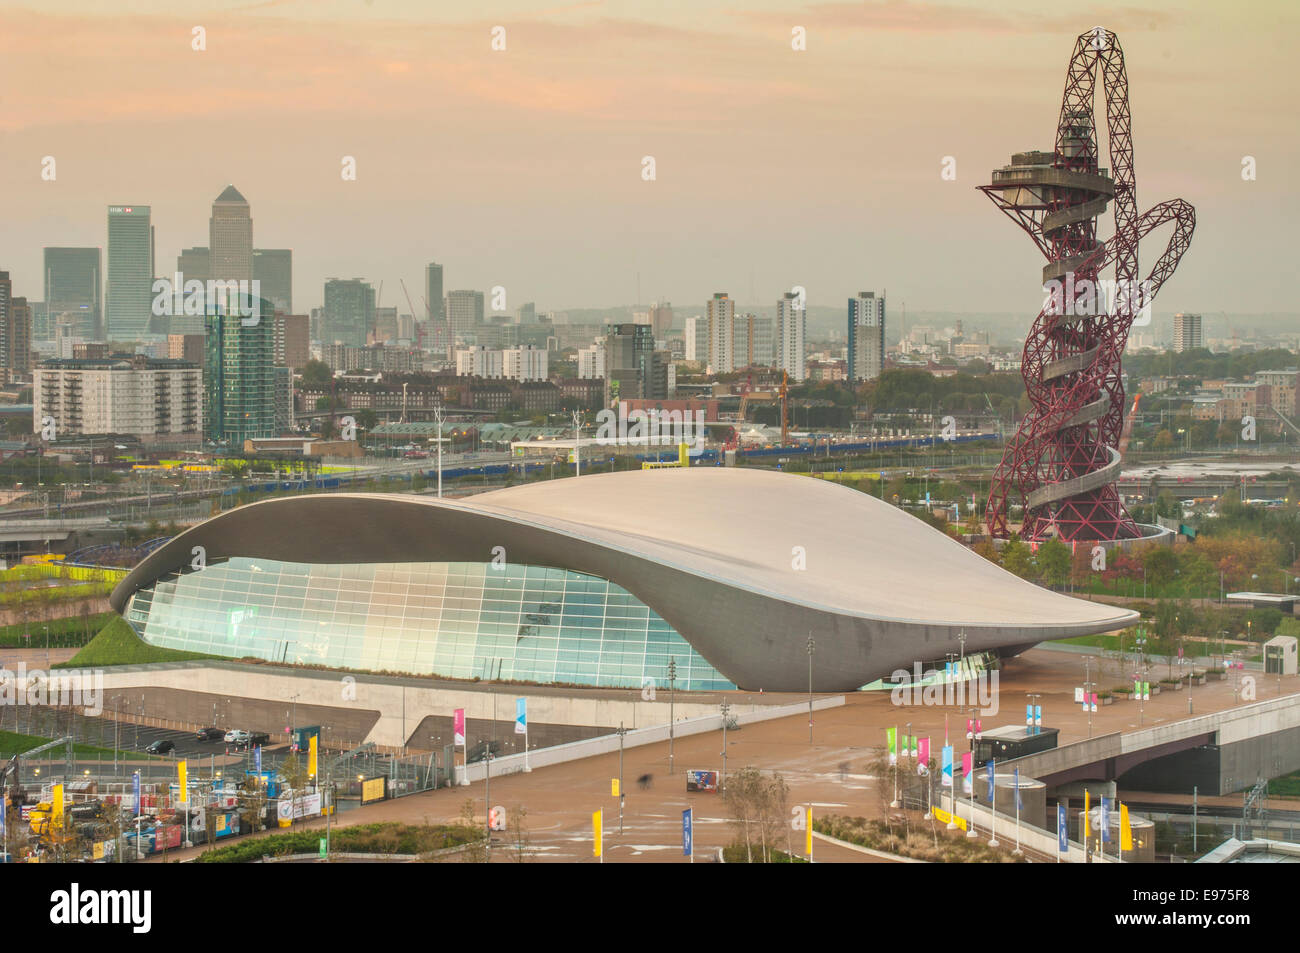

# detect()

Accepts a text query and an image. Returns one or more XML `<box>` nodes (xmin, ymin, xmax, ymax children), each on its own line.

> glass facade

<box><xmin>126</xmin><ymin>557</ymin><xmax>733</xmax><ymax>691</ymax></box>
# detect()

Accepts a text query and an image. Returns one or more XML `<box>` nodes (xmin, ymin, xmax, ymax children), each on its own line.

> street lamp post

<box><xmin>806</xmin><ymin>636</ymin><xmax>815</xmax><ymax>745</ymax></box>
<box><xmin>719</xmin><ymin>702</ymin><xmax>731</xmax><ymax>796</ymax></box>
<box><xmin>667</xmin><ymin>658</ymin><xmax>677</xmax><ymax>774</ymax></box>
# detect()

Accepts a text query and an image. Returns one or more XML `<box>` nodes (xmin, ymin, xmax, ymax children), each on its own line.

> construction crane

<box><xmin>399</xmin><ymin>278</ymin><xmax>426</xmax><ymax>350</ymax></box>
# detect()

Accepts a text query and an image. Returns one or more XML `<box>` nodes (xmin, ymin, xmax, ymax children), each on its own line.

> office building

<box><xmin>577</xmin><ymin>342</ymin><xmax>605</xmax><ymax>380</ymax></box>
<box><xmin>167</xmin><ymin>333</ymin><xmax>205</xmax><ymax>366</ymax></box>
<box><xmin>42</xmin><ymin>248</ymin><xmax>101</xmax><ymax>341</ymax></box>
<box><xmin>447</xmin><ymin>290</ymin><xmax>485</xmax><ymax>344</ymax></box>
<box><xmin>275</xmin><ymin>313</ymin><xmax>310</xmax><ymax>369</ymax></box>
<box><xmin>604</xmin><ymin>323</ymin><xmax>666</xmax><ymax>405</ymax></box>
<box><xmin>425</xmin><ymin>263</ymin><xmax>444</xmax><ymax>323</ymax></box>
<box><xmin>253</xmin><ymin>249</ymin><xmax>292</xmax><ymax>313</ymax></box>
<box><xmin>106</xmin><ymin>205</ymin><xmax>153</xmax><ymax>340</ymax></box>
<box><xmin>322</xmin><ymin>279</ymin><xmax>375</xmax><ymax>348</ymax></box>
<box><xmin>848</xmin><ymin>291</ymin><xmax>887</xmax><ymax>382</ymax></box>
<box><xmin>5</xmin><ymin>294</ymin><xmax>32</xmax><ymax>383</ymax></box>
<box><xmin>209</xmin><ymin>185</ymin><xmax>253</xmax><ymax>282</ymax></box>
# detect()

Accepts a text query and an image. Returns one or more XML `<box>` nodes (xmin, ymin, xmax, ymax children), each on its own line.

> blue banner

<box><xmin>986</xmin><ymin>760</ymin><xmax>995</xmax><ymax>801</ymax></box>
<box><xmin>254</xmin><ymin>745</ymin><xmax>262</xmax><ymax>773</ymax></box>
<box><xmin>1014</xmin><ymin>768</ymin><xmax>1023</xmax><ymax>810</ymax></box>
<box><xmin>1100</xmin><ymin>796</ymin><xmax>1111</xmax><ymax>842</ymax></box>
<box><xmin>1026</xmin><ymin>703</ymin><xmax>1033</xmax><ymax>725</ymax></box>
<box><xmin>515</xmin><ymin>697</ymin><xmax>527</xmax><ymax>735</ymax></box>
<box><xmin>682</xmin><ymin>808</ymin><xmax>693</xmax><ymax>856</ymax></box>
<box><xmin>1058</xmin><ymin>804</ymin><xmax>1068</xmax><ymax>852</ymax></box>
<box><xmin>1035</xmin><ymin>704</ymin><xmax>1042</xmax><ymax>726</ymax></box>
<box><xmin>0</xmin><ymin>791</ymin><xmax>5</xmax><ymax>841</ymax></box>
<box><xmin>132</xmin><ymin>771</ymin><xmax>141</xmax><ymax>816</ymax></box>
<box><xmin>941</xmin><ymin>745</ymin><xmax>953</xmax><ymax>788</ymax></box>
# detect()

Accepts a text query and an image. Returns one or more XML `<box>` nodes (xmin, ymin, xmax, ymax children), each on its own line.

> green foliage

<box><xmin>0</xmin><ymin>612</ymin><xmax>114</xmax><ymax>648</ymax></box>
<box><xmin>195</xmin><ymin>822</ymin><xmax>478</xmax><ymax>863</ymax></box>
<box><xmin>815</xmin><ymin>815</ymin><xmax>1026</xmax><ymax>863</ymax></box>
<box><xmin>1036</xmin><ymin>539</ymin><xmax>1071</xmax><ymax>588</ymax></box>
<box><xmin>57</xmin><ymin>616</ymin><xmax>218</xmax><ymax>668</ymax></box>
<box><xmin>298</xmin><ymin>359</ymin><xmax>334</xmax><ymax>388</ymax></box>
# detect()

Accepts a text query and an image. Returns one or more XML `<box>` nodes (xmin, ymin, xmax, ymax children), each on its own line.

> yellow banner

<box><xmin>361</xmin><ymin>777</ymin><xmax>386</xmax><ymax>803</ymax></box>
<box><xmin>1120</xmin><ymin>803</ymin><xmax>1133</xmax><ymax>851</ymax></box>
<box><xmin>178</xmin><ymin>760</ymin><xmax>188</xmax><ymax>803</ymax></box>
<box><xmin>611</xmin><ymin>778</ymin><xmax>620</xmax><ymax>797</ymax></box>
<box><xmin>930</xmin><ymin>806</ymin><xmax>967</xmax><ymax>831</ymax></box>
<box><xmin>593</xmin><ymin>810</ymin><xmax>603</xmax><ymax>858</ymax></box>
<box><xmin>51</xmin><ymin>784</ymin><xmax>64</xmax><ymax>829</ymax></box>
<box><xmin>806</xmin><ymin>807</ymin><xmax>813</xmax><ymax>855</ymax></box>
<box><xmin>1084</xmin><ymin>789</ymin><xmax>1090</xmax><ymax>838</ymax></box>
<box><xmin>92</xmin><ymin>841</ymin><xmax>105</xmax><ymax>860</ymax></box>
<box><xmin>308</xmin><ymin>734</ymin><xmax>318</xmax><ymax>778</ymax></box>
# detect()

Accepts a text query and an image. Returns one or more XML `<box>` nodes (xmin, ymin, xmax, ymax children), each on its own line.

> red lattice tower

<box><xmin>980</xmin><ymin>28</ymin><xmax>1195</xmax><ymax>542</ymax></box>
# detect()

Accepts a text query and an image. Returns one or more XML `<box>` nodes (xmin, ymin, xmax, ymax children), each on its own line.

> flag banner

<box><xmin>966</xmin><ymin>718</ymin><xmax>973</xmax><ymax>740</ymax></box>
<box><xmin>308</xmin><ymin>734</ymin><xmax>318</xmax><ymax>778</ymax></box>
<box><xmin>1058</xmin><ymin>804</ymin><xmax>1068</xmax><ymax>853</ymax></box>
<box><xmin>986</xmin><ymin>760</ymin><xmax>995</xmax><ymax>801</ymax></box>
<box><xmin>961</xmin><ymin>752</ymin><xmax>973</xmax><ymax>794</ymax></box>
<box><xmin>0</xmin><ymin>793</ymin><xmax>5</xmax><ymax>841</ymax></box>
<box><xmin>910</xmin><ymin>735</ymin><xmax>918</xmax><ymax>759</ymax></box>
<box><xmin>887</xmin><ymin>727</ymin><xmax>897</xmax><ymax>765</ymax></box>
<box><xmin>1035</xmin><ymin>704</ymin><xmax>1042</xmax><ymax>726</ymax></box>
<box><xmin>454</xmin><ymin>708</ymin><xmax>466</xmax><ymax>746</ymax></box>
<box><xmin>1120</xmin><ymin>803</ymin><xmax>1134</xmax><ymax>851</ymax></box>
<box><xmin>1090</xmin><ymin>693</ymin><xmax>1098</xmax><ymax>713</ymax></box>
<box><xmin>593</xmin><ymin>810</ymin><xmax>603</xmax><ymax>858</ymax></box>
<box><xmin>1014</xmin><ymin>768</ymin><xmax>1023</xmax><ymax>810</ymax></box>
<box><xmin>918</xmin><ymin>737</ymin><xmax>930</xmax><ymax>767</ymax></box>
<box><xmin>611</xmin><ymin>778</ymin><xmax>620</xmax><ymax>797</ymax></box>
<box><xmin>1084</xmin><ymin>790</ymin><xmax>1091</xmax><ymax>838</ymax></box>
<box><xmin>52</xmin><ymin>783</ymin><xmax>64</xmax><ymax>828</ymax></box>
<box><xmin>1026</xmin><ymin>703</ymin><xmax>1033</xmax><ymax>726</ymax></box>
<box><xmin>515</xmin><ymin>698</ymin><xmax>527</xmax><ymax>734</ymax></box>
<box><xmin>1074</xmin><ymin>686</ymin><xmax>1084</xmax><ymax>704</ymax></box>
<box><xmin>255</xmin><ymin>744</ymin><xmax>262</xmax><ymax>773</ymax></box>
<box><xmin>941</xmin><ymin>745</ymin><xmax>954</xmax><ymax>788</ymax></box>
<box><xmin>975</xmin><ymin>718</ymin><xmax>983</xmax><ymax>738</ymax></box>
<box><xmin>1100</xmin><ymin>797</ymin><xmax>1111</xmax><ymax>842</ymax></box>
<box><xmin>806</xmin><ymin>807</ymin><xmax>813</xmax><ymax>855</ymax></box>
<box><xmin>177</xmin><ymin>762</ymin><xmax>188</xmax><ymax>804</ymax></box>
<box><xmin>682</xmin><ymin>808</ymin><xmax>693</xmax><ymax>856</ymax></box>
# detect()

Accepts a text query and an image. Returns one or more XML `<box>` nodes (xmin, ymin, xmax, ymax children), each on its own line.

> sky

<box><xmin>1</xmin><ymin>0</ymin><xmax>1295</xmax><ymax>319</ymax></box>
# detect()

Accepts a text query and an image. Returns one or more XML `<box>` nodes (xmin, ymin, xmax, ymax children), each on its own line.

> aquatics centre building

<box><xmin>109</xmin><ymin>468</ymin><xmax>1136</xmax><ymax>692</ymax></box>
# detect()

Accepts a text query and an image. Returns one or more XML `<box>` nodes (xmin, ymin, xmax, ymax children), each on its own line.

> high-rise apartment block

<box><xmin>706</xmin><ymin>293</ymin><xmax>734</xmax><ymax>374</ymax></box>
<box><xmin>1173</xmin><ymin>312</ymin><xmax>1202</xmax><ymax>352</ymax></box>
<box><xmin>447</xmin><ymin>290</ymin><xmax>485</xmax><ymax>344</ymax></box>
<box><xmin>776</xmin><ymin>292</ymin><xmax>807</xmax><ymax>382</ymax></box>
<box><xmin>205</xmin><ymin>295</ymin><xmax>276</xmax><ymax>444</ymax></box>
<box><xmin>848</xmin><ymin>291</ymin><xmax>886</xmax><ymax>382</ymax></box>
<box><xmin>35</xmin><ymin>355</ymin><xmax>201</xmax><ymax>439</ymax></box>
<box><xmin>604</xmin><ymin>323</ymin><xmax>666</xmax><ymax>406</ymax></box>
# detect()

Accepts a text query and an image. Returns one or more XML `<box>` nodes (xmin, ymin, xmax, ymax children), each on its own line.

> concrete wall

<box><xmin>95</xmin><ymin>662</ymin><xmax>834</xmax><ymax>750</ymax></box>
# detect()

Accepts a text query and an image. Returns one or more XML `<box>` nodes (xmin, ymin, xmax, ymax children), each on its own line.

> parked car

<box><xmin>195</xmin><ymin>727</ymin><xmax>224</xmax><ymax>742</ymax></box>
<box><xmin>145</xmin><ymin>739</ymin><xmax>175</xmax><ymax>755</ymax></box>
<box><xmin>224</xmin><ymin>729</ymin><xmax>250</xmax><ymax>745</ymax></box>
<box><xmin>234</xmin><ymin>732</ymin><xmax>271</xmax><ymax>750</ymax></box>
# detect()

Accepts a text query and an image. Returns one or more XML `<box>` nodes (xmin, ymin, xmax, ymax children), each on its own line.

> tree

<box><xmin>1000</xmin><ymin>534</ymin><xmax>1036</xmax><ymax>580</ymax></box>
<box><xmin>1152</xmin><ymin>429</ymin><xmax>1175</xmax><ymax>450</ymax></box>
<box><xmin>722</xmin><ymin>766</ymin><xmax>791</xmax><ymax>863</ymax></box>
<box><xmin>1142</xmin><ymin>545</ymin><xmax>1179</xmax><ymax>589</ymax></box>
<box><xmin>299</xmin><ymin>359</ymin><xmax>334</xmax><ymax>388</ymax></box>
<box><xmin>1037</xmin><ymin>539</ymin><xmax>1071</xmax><ymax>588</ymax></box>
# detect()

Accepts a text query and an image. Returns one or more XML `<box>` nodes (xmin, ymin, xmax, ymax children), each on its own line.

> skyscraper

<box><xmin>209</xmin><ymin>185</ymin><xmax>253</xmax><ymax>282</ymax></box>
<box><xmin>446</xmin><ymin>289</ymin><xmax>485</xmax><ymax>344</ymax></box>
<box><xmin>322</xmin><ymin>278</ymin><xmax>375</xmax><ymax>347</ymax></box>
<box><xmin>43</xmin><ymin>247</ymin><xmax>101</xmax><ymax>341</ymax></box>
<box><xmin>6</xmin><ymin>297</ymin><xmax>32</xmax><ymax>382</ymax></box>
<box><xmin>425</xmin><ymin>263</ymin><xmax>444</xmax><ymax>322</ymax></box>
<box><xmin>604</xmin><ymin>323</ymin><xmax>664</xmax><ymax>406</ymax></box>
<box><xmin>706</xmin><ymin>292</ymin><xmax>734</xmax><ymax>374</ymax></box>
<box><xmin>106</xmin><ymin>205</ymin><xmax>153</xmax><ymax>340</ymax></box>
<box><xmin>253</xmin><ymin>249</ymin><xmax>292</xmax><ymax>313</ymax></box>
<box><xmin>205</xmin><ymin>293</ymin><xmax>275</xmax><ymax>445</ymax></box>
<box><xmin>776</xmin><ymin>292</ymin><xmax>806</xmax><ymax>382</ymax></box>
<box><xmin>1173</xmin><ymin>312</ymin><xmax>1202</xmax><ymax>352</ymax></box>
<box><xmin>848</xmin><ymin>291</ymin><xmax>886</xmax><ymax>382</ymax></box>
<box><xmin>649</xmin><ymin>301</ymin><xmax>674</xmax><ymax>339</ymax></box>
<box><xmin>176</xmin><ymin>247</ymin><xmax>210</xmax><ymax>283</ymax></box>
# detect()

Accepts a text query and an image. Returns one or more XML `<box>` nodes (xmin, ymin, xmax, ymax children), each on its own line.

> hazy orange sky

<box><xmin>1</xmin><ymin>0</ymin><xmax>1295</xmax><ymax>318</ymax></box>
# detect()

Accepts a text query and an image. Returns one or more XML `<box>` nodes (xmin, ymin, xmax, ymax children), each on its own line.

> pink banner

<box><xmin>919</xmin><ymin>737</ymin><xmax>930</xmax><ymax>766</ymax></box>
<box><xmin>961</xmin><ymin>752</ymin><xmax>973</xmax><ymax>776</ymax></box>
<box><xmin>453</xmin><ymin>708</ymin><xmax>466</xmax><ymax>746</ymax></box>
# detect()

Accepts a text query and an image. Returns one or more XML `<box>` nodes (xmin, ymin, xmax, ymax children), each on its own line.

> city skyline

<box><xmin>1</xmin><ymin>1</ymin><xmax>1293</xmax><ymax>317</ymax></box>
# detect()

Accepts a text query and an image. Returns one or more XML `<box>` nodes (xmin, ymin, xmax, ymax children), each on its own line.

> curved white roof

<box><xmin>444</xmin><ymin>467</ymin><xmax>1133</xmax><ymax>630</ymax></box>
